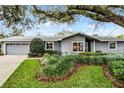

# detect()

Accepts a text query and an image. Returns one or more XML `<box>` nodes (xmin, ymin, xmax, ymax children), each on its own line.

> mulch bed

<box><xmin>36</xmin><ymin>64</ymin><xmax>86</xmax><ymax>82</ymax></box>
<box><xmin>36</xmin><ymin>63</ymin><xmax>124</xmax><ymax>87</ymax></box>
<box><xmin>102</xmin><ymin>65</ymin><xmax>124</xmax><ymax>88</ymax></box>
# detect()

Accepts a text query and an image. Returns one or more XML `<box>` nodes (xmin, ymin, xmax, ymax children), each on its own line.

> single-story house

<box><xmin>1</xmin><ymin>32</ymin><xmax>124</xmax><ymax>55</ymax></box>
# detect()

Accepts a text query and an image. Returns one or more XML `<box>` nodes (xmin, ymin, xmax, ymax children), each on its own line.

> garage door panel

<box><xmin>7</xmin><ymin>45</ymin><xmax>29</xmax><ymax>55</ymax></box>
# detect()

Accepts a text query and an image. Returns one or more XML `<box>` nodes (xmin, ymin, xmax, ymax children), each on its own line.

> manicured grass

<box><xmin>1</xmin><ymin>59</ymin><xmax>114</xmax><ymax>88</ymax></box>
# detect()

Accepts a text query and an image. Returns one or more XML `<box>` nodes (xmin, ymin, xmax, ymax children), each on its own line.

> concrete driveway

<box><xmin>0</xmin><ymin>55</ymin><xmax>27</xmax><ymax>87</ymax></box>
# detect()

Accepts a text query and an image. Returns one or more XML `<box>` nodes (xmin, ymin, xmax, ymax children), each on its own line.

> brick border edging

<box><xmin>102</xmin><ymin>65</ymin><xmax>124</xmax><ymax>88</ymax></box>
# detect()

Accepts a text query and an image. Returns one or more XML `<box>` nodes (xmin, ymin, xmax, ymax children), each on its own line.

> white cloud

<box><xmin>88</xmin><ymin>24</ymin><xmax>96</xmax><ymax>29</ymax></box>
<box><xmin>43</xmin><ymin>21</ymin><xmax>67</xmax><ymax>28</ymax></box>
<box><xmin>41</xmin><ymin>32</ymin><xmax>55</xmax><ymax>36</ymax></box>
<box><xmin>44</xmin><ymin>21</ymin><xmax>52</xmax><ymax>26</ymax></box>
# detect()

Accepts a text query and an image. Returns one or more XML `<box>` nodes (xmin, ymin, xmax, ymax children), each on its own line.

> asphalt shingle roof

<box><xmin>93</xmin><ymin>36</ymin><xmax>124</xmax><ymax>41</ymax></box>
<box><xmin>0</xmin><ymin>36</ymin><xmax>62</xmax><ymax>42</ymax></box>
<box><xmin>1</xmin><ymin>32</ymin><xmax>124</xmax><ymax>42</ymax></box>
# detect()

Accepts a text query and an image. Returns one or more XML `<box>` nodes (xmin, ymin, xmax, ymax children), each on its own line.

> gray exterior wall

<box><xmin>95</xmin><ymin>41</ymin><xmax>124</xmax><ymax>53</ymax></box>
<box><xmin>54</xmin><ymin>41</ymin><xmax>61</xmax><ymax>54</ymax></box>
<box><xmin>61</xmin><ymin>34</ymin><xmax>85</xmax><ymax>55</ymax></box>
<box><xmin>90</xmin><ymin>41</ymin><xmax>94</xmax><ymax>52</ymax></box>
<box><xmin>95</xmin><ymin>41</ymin><xmax>108</xmax><ymax>52</ymax></box>
<box><xmin>116</xmin><ymin>42</ymin><xmax>124</xmax><ymax>52</ymax></box>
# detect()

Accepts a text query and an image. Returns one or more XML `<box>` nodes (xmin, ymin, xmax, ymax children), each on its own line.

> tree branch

<box><xmin>33</xmin><ymin>5</ymin><xmax>124</xmax><ymax>27</ymax></box>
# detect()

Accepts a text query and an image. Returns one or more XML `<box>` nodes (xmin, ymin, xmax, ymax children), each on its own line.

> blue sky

<box><xmin>1</xmin><ymin>16</ymin><xmax>124</xmax><ymax>37</ymax></box>
<box><xmin>24</xmin><ymin>16</ymin><xmax>124</xmax><ymax>37</ymax></box>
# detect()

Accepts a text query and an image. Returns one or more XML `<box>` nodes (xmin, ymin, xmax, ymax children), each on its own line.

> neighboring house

<box><xmin>0</xmin><ymin>32</ymin><xmax>124</xmax><ymax>55</ymax></box>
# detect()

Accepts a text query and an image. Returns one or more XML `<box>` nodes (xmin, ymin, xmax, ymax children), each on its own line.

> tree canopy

<box><xmin>33</xmin><ymin>5</ymin><xmax>124</xmax><ymax>27</ymax></box>
<box><xmin>116</xmin><ymin>35</ymin><xmax>124</xmax><ymax>38</ymax></box>
<box><xmin>55</xmin><ymin>30</ymin><xmax>75</xmax><ymax>37</ymax></box>
<box><xmin>1</xmin><ymin>5</ymin><xmax>124</xmax><ymax>35</ymax></box>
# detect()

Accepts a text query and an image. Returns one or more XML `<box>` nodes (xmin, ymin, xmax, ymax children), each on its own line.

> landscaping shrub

<box><xmin>79</xmin><ymin>52</ymin><xmax>106</xmax><ymax>56</ymax></box>
<box><xmin>0</xmin><ymin>48</ymin><xmax>1</xmax><ymax>53</ymax></box>
<box><xmin>28</xmin><ymin>53</ymin><xmax>32</xmax><ymax>57</ymax></box>
<box><xmin>103</xmin><ymin>53</ymin><xmax>124</xmax><ymax>62</ymax></box>
<box><xmin>40</xmin><ymin>54</ymin><xmax>73</xmax><ymax>77</ymax></box>
<box><xmin>40</xmin><ymin>53</ymin><xmax>124</xmax><ymax>78</ymax></box>
<box><xmin>28</xmin><ymin>53</ymin><xmax>42</xmax><ymax>57</ymax></box>
<box><xmin>40</xmin><ymin>53</ymin><xmax>58</xmax><ymax>69</ymax></box>
<box><xmin>42</xmin><ymin>53</ymin><xmax>58</xmax><ymax>65</ymax></box>
<box><xmin>64</xmin><ymin>55</ymin><xmax>109</xmax><ymax>65</ymax></box>
<box><xmin>67</xmin><ymin>55</ymin><xmax>89</xmax><ymax>64</ymax></box>
<box><xmin>42</xmin><ymin>62</ymin><xmax>73</xmax><ymax>77</ymax></box>
<box><xmin>108</xmin><ymin>61</ymin><xmax>124</xmax><ymax>81</ymax></box>
<box><xmin>96</xmin><ymin>50</ymin><xmax>102</xmax><ymax>53</ymax></box>
<box><xmin>0</xmin><ymin>48</ymin><xmax>3</xmax><ymax>55</ymax></box>
<box><xmin>45</xmin><ymin>50</ymin><xmax>57</xmax><ymax>55</ymax></box>
<box><xmin>55</xmin><ymin>57</ymin><xmax>74</xmax><ymax>75</ymax></box>
<box><xmin>29</xmin><ymin>38</ymin><xmax>44</xmax><ymax>57</ymax></box>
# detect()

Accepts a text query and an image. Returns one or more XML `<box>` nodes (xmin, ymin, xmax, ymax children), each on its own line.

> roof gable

<box><xmin>62</xmin><ymin>32</ymin><xmax>99</xmax><ymax>40</ymax></box>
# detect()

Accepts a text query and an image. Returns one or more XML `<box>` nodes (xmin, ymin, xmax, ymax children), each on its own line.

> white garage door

<box><xmin>6</xmin><ymin>43</ymin><xmax>29</xmax><ymax>55</ymax></box>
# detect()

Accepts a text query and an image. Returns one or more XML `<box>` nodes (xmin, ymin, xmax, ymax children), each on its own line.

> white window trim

<box><xmin>71</xmin><ymin>41</ymin><xmax>85</xmax><ymax>52</ymax></box>
<box><xmin>45</xmin><ymin>42</ymin><xmax>54</xmax><ymax>50</ymax></box>
<box><xmin>108</xmin><ymin>42</ymin><xmax>117</xmax><ymax>50</ymax></box>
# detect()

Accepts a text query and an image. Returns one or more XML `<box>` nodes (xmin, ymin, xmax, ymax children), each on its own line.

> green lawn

<box><xmin>1</xmin><ymin>59</ymin><xmax>114</xmax><ymax>88</ymax></box>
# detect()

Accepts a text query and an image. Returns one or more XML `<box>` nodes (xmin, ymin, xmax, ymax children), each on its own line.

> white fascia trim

<box><xmin>45</xmin><ymin>41</ymin><xmax>54</xmax><ymax>50</ymax></box>
<box><xmin>108</xmin><ymin>41</ymin><xmax>117</xmax><ymax>50</ymax></box>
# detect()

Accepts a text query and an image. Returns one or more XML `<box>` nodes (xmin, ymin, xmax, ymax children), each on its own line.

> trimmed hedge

<box><xmin>79</xmin><ymin>52</ymin><xmax>106</xmax><ymax>56</ymax></box>
<box><xmin>40</xmin><ymin>53</ymin><xmax>124</xmax><ymax>78</ymax></box>
<box><xmin>103</xmin><ymin>53</ymin><xmax>124</xmax><ymax>62</ymax></box>
<box><xmin>108</xmin><ymin>61</ymin><xmax>124</xmax><ymax>81</ymax></box>
<box><xmin>64</xmin><ymin>55</ymin><xmax>108</xmax><ymax>65</ymax></box>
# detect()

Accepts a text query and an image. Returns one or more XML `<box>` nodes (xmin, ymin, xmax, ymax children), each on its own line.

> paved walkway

<box><xmin>0</xmin><ymin>55</ymin><xmax>27</xmax><ymax>87</ymax></box>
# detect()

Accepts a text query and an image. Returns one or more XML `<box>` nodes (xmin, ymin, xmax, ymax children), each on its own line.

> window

<box><xmin>108</xmin><ymin>42</ymin><xmax>117</xmax><ymax>50</ymax></box>
<box><xmin>45</xmin><ymin>42</ymin><xmax>54</xmax><ymax>50</ymax></box>
<box><xmin>72</xmin><ymin>41</ymin><xmax>84</xmax><ymax>52</ymax></box>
